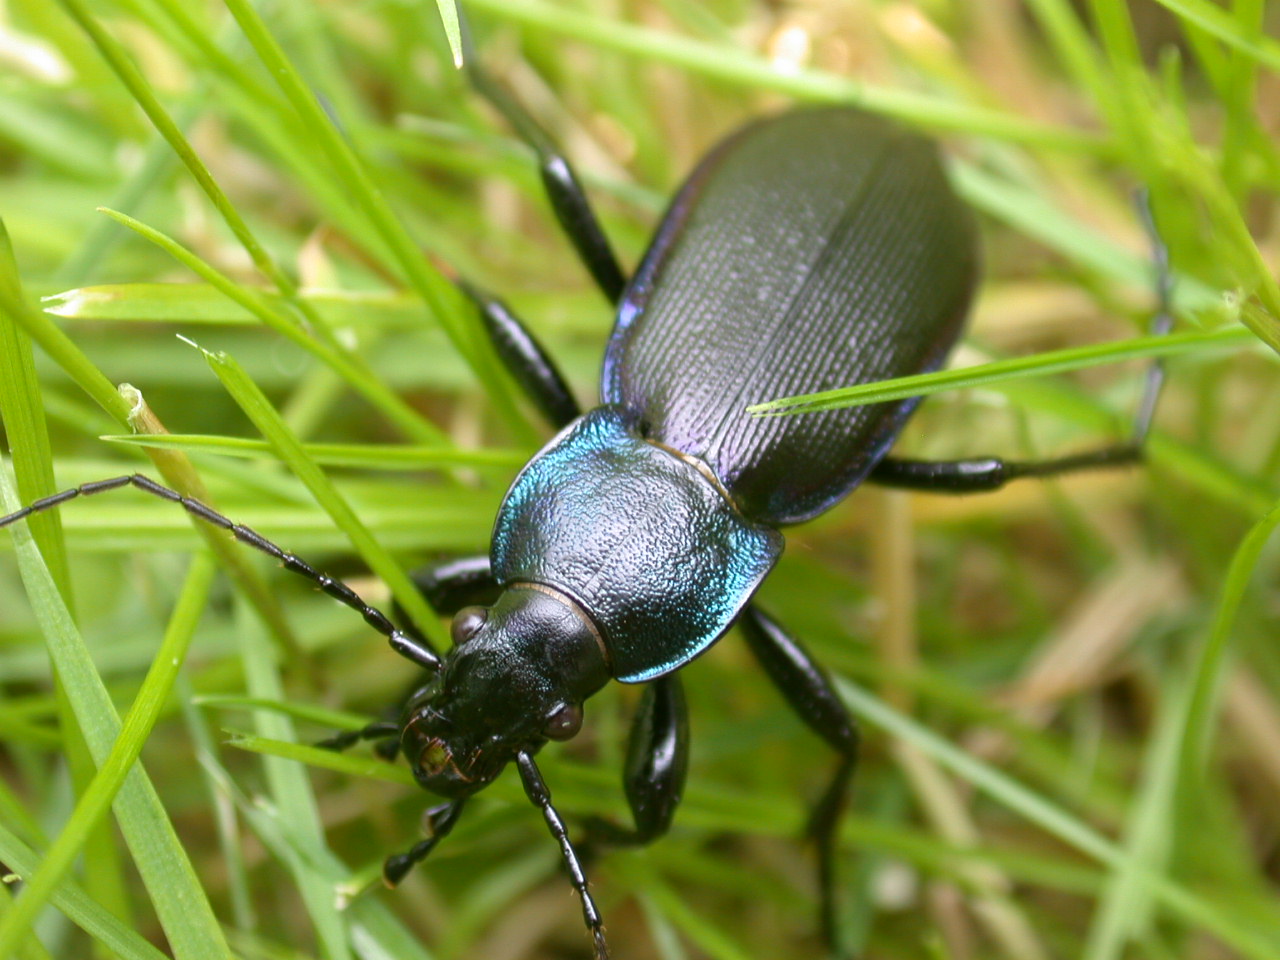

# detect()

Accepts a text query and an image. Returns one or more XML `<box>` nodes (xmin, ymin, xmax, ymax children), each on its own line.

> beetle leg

<box><xmin>869</xmin><ymin>445</ymin><xmax>1145</xmax><ymax>492</ymax></box>
<box><xmin>516</xmin><ymin>751</ymin><xmax>610</xmax><ymax>960</ymax></box>
<box><xmin>383</xmin><ymin>799</ymin><xmax>468</xmax><ymax>886</ymax></box>
<box><xmin>583</xmin><ymin>675</ymin><xmax>689</xmax><ymax>847</ymax></box>
<box><xmin>872</xmin><ymin>193</ymin><xmax>1173</xmax><ymax>496</ymax></box>
<box><xmin>740</xmin><ymin>604</ymin><xmax>858</xmax><ymax>957</ymax></box>
<box><xmin>402</xmin><ymin>554</ymin><xmax>500</xmax><ymax>620</ymax></box>
<box><xmin>458</xmin><ymin>10</ymin><xmax>627</xmax><ymax>304</ymax></box>
<box><xmin>316</xmin><ymin>720</ymin><xmax>399</xmax><ymax>753</ymax></box>
<box><xmin>451</xmin><ymin>277</ymin><xmax>581</xmax><ymax>430</ymax></box>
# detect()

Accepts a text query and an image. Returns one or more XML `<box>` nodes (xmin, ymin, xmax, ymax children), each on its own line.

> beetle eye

<box><xmin>450</xmin><ymin>606</ymin><xmax>488</xmax><ymax>646</ymax></box>
<box><xmin>543</xmin><ymin>703</ymin><xmax>583</xmax><ymax>741</ymax></box>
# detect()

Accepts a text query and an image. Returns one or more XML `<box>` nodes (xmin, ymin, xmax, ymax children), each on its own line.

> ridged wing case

<box><xmin>601</xmin><ymin>108</ymin><xmax>978</xmax><ymax>524</ymax></box>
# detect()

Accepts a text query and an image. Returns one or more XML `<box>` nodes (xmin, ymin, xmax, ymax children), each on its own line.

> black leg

<box><xmin>740</xmin><ymin>605</ymin><xmax>857</xmax><ymax>957</ymax></box>
<box><xmin>316</xmin><ymin>721</ymin><xmax>399</xmax><ymax>752</ymax></box>
<box><xmin>0</xmin><ymin>473</ymin><xmax>439</xmax><ymax>671</ymax></box>
<box><xmin>402</xmin><ymin>554</ymin><xmax>500</xmax><ymax>620</ymax></box>
<box><xmin>429</xmin><ymin>249</ymin><xmax>580</xmax><ymax>430</ymax></box>
<box><xmin>383</xmin><ymin>800</ymin><xmax>468</xmax><ymax>885</ymax></box>
<box><xmin>584</xmin><ymin>675</ymin><xmax>689</xmax><ymax>847</ymax></box>
<box><xmin>869</xmin><ymin>445</ymin><xmax>1145</xmax><ymax>493</ymax></box>
<box><xmin>872</xmin><ymin>191</ymin><xmax>1174</xmax><ymax>496</ymax></box>
<box><xmin>457</xmin><ymin>277</ymin><xmax>581</xmax><ymax>430</ymax></box>
<box><xmin>458</xmin><ymin>10</ymin><xmax>627</xmax><ymax>305</ymax></box>
<box><xmin>516</xmin><ymin>751</ymin><xmax>610</xmax><ymax>960</ymax></box>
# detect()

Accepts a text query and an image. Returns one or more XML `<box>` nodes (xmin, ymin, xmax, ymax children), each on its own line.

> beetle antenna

<box><xmin>0</xmin><ymin>473</ymin><xmax>441</xmax><ymax>671</ymax></box>
<box><xmin>515</xmin><ymin>751</ymin><xmax>609</xmax><ymax>959</ymax></box>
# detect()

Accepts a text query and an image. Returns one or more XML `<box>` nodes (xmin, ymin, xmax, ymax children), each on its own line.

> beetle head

<box><xmin>400</xmin><ymin>585</ymin><xmax>609</xmax><ymax>798</ymax></box>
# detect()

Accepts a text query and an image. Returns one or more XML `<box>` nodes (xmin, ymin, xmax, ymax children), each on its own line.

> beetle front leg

<box><xmin>584</xmin><ymin>675</ymin><xmax>689</xmax><ymax>848</ymax></box>
<box><xmin>740</xmin><ymin>605</ymin><xmax>858</xmax><ymax>957</ymax></box>
<box><xmin>403</xmin><ymin>554</ymin><xmax>500</xmax><ymax>619</ymax></box>
<box><xmin>383</xmin><ymin>800</ymin><xmax>468</xmax><ymax>886</ymax></box>
<box><xmin>316</xmin><ymin>720</ymin><xmax>399</xmax><ymax>753</ymax></box>
<box><xmin>517</xmin><ymin>751</ymin><xmax>610</xmax><ymax>960</ymax></box>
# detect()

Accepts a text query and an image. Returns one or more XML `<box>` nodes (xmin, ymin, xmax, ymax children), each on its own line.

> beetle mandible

<box><xmin>0</xmin><ymin>18</ymin><xmax>1170</xmax><ymax>960</ymax></box>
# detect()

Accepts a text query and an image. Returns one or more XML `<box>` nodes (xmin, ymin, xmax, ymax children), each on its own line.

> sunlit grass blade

<box><xmin>190</xmin><ymin>340</ymin><xmax>449</xmax><ymax>650</ymax></box>
<box><xmin>44</xmin><ymin>282</ymin><xmax>424</xmax><ymax>329</ymax></box>
<box><xmin>224</xmin><ymin>730</ymin><xmax>417</xmax><ymax>786</ymax></box>
<box><xmin>102</xmin><ymin>432</ymin><xmax>526</xmax><ymax>470</ymax></box>
<box><xmin>195</xmin><ymin>693</ymin><xmax>380</xmax><ymax>731</ymax></box>
<box><xmin>1150</xmin><ymin>0</ymin><xmax>1280</xmax><ymax>71</ymax></box>
<box><xmin>0</xmin><ymin>825</ymin><xmax>170</xmax><ymax>960</ymax></box>
<box><xmin>433</xmin><ymin>0</ymin><xmax>464</xmax><ymax>67</ymax></box>
<box><xmin>637</xmin><ymin>866</ymin><xmax>755</xmax><ymax>960</ymax></box>
<box><xmin>1182</xmin><ymin>495</ymin><xmax>1280</xmax><ymax>774</ymax></box>
<box><xmin>836</xmin><ymin>678</ymin><xmax>1280</xmax><ymax>959</ymax></box>
<box><xmin>98</xmin><ymin>208</ymin><xmax>447</xmax><ymax>445</ymax></box>
<box><xmin>230</xmin><ymin>598</ymin><xmax>353</xmax><ymax>960</ymax></box>
<box><xmin>1083</xmin><ymin>671</ymin><xmax>1189</xmax><ymax>960</ymax></box>
<box><xmin>0</xmin><ymin>465</ymin><xmax>231</xmax><ymax>960</ymax></box>
<box><xmin>1</xmin><ymin>218</ymin><xmax>134</xmax><ymax>932</ymax></box>
<box><xmin>219</xmin><ymin>0</ymin><xmax>536</xmax><ymax>441</ymax></box>
<box><xmin>0</xmin><ymin>556</ymin><xmax>215</xmax><ymax>958</ymax></box>
<box><xmin>748</xmin><ymin>326</ymin><xmax>1253</xmax><ymax>415</ymax></box>
<box><xmin>51</xmin><ymin>0</ymin><xmax>363</xmax><ymax>370</ymax></box>
<box><xmin>466</xmin><ymin>0</ymin><xmax>1104</xmax><ymax>151</ymax></box>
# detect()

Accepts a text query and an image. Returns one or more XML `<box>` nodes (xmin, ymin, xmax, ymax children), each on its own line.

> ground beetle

<box><xmin>0</xmin><ymin>17</ymin><xmax>1170</xmax><ymax>960</ymax></box>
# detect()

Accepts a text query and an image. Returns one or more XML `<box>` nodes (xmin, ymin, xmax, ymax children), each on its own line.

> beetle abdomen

<box><xmin>602</xmin><ymin>108</ymin><xmax>978</xmax><ymax>525</ymax></box>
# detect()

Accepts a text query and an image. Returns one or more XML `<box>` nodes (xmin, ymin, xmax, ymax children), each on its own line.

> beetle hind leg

<box><xmin>457</xmin><ymin>9</ymin><xmax>626</xmax><ymax>305</ymax></box>
<box><xmin>871</xmin><ymin>193</ymin><xmax>1174</xmax><ymax>495</ymax></box>
<box><xmin>740</xmin><ymin>605</ymin><xmax>859</xmax><ymax>957</ymax></box>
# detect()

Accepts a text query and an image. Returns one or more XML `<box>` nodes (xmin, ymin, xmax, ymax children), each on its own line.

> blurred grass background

<box><xmin>1</xmin><ymin>1</ymin><xmax>1279</xmax><ymax>959</ymax></box>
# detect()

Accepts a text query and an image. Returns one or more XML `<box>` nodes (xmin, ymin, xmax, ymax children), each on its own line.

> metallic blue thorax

<box><xmin>492</xmin><ymin>406</ymin><xmax>784</xmax><ymax>682</ymax></box>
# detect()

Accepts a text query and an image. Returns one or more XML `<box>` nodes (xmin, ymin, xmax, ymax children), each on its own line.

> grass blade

<box><xmin>0</xmin><ymin>464</ymin><xmax>231</xmax><ymax>960</ymax></box>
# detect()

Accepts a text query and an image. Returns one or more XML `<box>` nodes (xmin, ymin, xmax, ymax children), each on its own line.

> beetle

<box><xmin>0</xmin><ymin>21</ymin><xmax>1170</xmax><ymax>960</ymax></box>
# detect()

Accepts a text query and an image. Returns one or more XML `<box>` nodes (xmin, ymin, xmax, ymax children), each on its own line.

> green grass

<box><xmin>2</xmin><ymin>2</ymin><xmax>1279</xmax><ymax>959</ymax></box>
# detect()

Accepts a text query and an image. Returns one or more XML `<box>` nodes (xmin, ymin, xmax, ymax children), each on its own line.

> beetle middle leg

<box><xmin>446</xmin><ymin>276</ymin><xmax>582</xmax><ymax>431</ymax></box>
<box><xmin>582</xmin><ymin>675</ymin><xmax>690</xmax><ymax>848</ymax></box>
<box><xmin>871</xmin><ymin>196</ymin><xmax>1173</xmax><ymax>495</ymax></box>
<box><xmin>740</xmin><ymin>604</ymin><xmax>858</xmax><ymax>957</ymax></box>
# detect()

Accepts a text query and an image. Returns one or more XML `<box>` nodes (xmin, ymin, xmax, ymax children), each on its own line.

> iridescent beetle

<box><xmin>0</xmin><ymin>19</ymin><xmax>1169</xmax><ymax>960</ymax></box>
